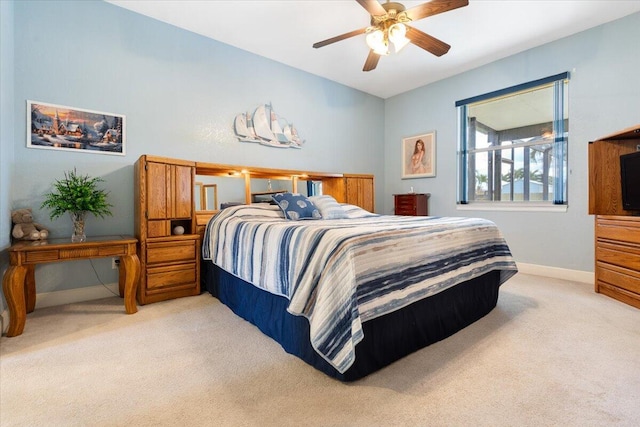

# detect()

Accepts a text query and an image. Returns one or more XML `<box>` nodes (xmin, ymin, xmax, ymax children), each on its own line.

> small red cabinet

<box><xmin>394</xmin><ymin>193</ymin><xmax>430</xmax><ymax>216</ymax></box>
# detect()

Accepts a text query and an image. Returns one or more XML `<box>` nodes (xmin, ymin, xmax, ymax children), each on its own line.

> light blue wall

<box><xmin>384</xmin><ymin>12</ymin><xmax>640</xmax><ymax>271</ymax></box>
<box><xmin>1</xmin><ymin>0</ymin><xmax>15</xmax><ymax>315</ymax></box>
<box><xmin>1</xmin><ymin>0</ymin><xmax>384</xmax><ymax>310</ymax></box>
<box><xmin>3</xmin><ymin>0</ymin><xmax>639</xmax><ymax>314</ymax></box>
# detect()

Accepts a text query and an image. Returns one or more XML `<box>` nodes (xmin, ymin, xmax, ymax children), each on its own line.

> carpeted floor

<box><xmin>1</xmin><ymin>273</ymin><xmax>639</xmax><ymax>426</ymax></box>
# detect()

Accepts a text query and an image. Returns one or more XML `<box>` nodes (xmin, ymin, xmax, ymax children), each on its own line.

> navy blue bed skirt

<box><xmin>202</xmin><ymin>262</ymin><xmax>501</xmax><ymax>381</ymax></box>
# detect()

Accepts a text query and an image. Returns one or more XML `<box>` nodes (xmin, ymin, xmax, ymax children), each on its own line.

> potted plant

<box><xmin>41</xmin><ymin>168</ymin><xmax>113</xmax><ymax>242</ymax></box>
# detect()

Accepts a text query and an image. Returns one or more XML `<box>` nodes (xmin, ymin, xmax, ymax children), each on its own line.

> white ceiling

<box><xmin>106</xmin><ymin>0</ymin><xmax>640</xmax><ymax>99</ymax></box>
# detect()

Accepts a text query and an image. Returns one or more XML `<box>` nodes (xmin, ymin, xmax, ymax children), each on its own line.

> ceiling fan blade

<box><xmin>363</xmin><ymin>50</ymin><xmax>380</xmax><ymax>72</ymax></box>
<box><xmin>356</xmin><ymin>0</ymin><xmax>387</xmax><ymax>17</ymax></box>
<box><xmin>313</xmin><ymin>27</ymin><xmax>368</xmax><ymax>49</ymax></box>
<box><xmin>404</xmin><ymin>0</ymin><xmax>469</xmax><ymax>22</ymax></box>
<box><xmin>405</xmin><ymin>26</ymin><xmax>451</xmax><ymax>56</ymax></box>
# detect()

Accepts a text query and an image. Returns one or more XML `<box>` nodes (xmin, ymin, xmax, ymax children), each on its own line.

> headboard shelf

<box><xmin>195</xmin><ymin>161</ymin><xmax>343</xmax><ymax>181</ymax></box>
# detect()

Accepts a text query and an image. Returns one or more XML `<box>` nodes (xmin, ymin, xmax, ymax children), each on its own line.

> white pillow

<box><xmin>309</xmin><ymin>195</ymin><xmax>349</xmax><ymax>219</ymax></box>
<box><xmin>341</xmin><ymin>204</ymin><xmax>377</xmax><ymax>218</ymax></box>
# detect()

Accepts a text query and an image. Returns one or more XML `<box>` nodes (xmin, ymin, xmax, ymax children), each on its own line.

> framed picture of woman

<box><xmin>402</xmin><ymin>131</ymin><xmax>436</xmax><ymax>179</ymax></box>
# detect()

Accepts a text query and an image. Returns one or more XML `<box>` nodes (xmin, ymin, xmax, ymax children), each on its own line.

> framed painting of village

<box><xmin>402</xmin><ymin>131</ymin><xmax>436</xmax><ymax>179</ymax></box>
<box><xmin>27</xmin><ymin>100</ymin><xmax>125</xmax><ymax>156</ymax></box>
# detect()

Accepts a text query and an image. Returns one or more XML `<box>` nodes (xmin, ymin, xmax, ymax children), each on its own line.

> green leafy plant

<box><xmin>41</xmin><ymin>168</ymin><xmax>113</xmax><ymax>220</ymax></box>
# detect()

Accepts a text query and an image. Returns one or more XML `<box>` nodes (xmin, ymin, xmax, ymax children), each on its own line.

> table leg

<box><xmin>119</xmin><ymin>254</ymin><xmax>140</xmax><ymax>314</ymax></box>
<box><xmin>118</xmin><ymin>262</ymin><xmax>125</xmax><ymax>298</ymax></box>
<box><xmin>25</xmin><ymin>265</ymin><xmax>36</xmax><ymax>313</ymax></box>
<box><xmin>2</xmin><ymin>265</ymin><xmax>28</xmax><ymax>337</ymax></box>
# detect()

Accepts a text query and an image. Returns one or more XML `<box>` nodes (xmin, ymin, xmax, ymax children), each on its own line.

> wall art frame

<box><xmin>402</xmin><ymin>131</ymin><xmax>436</xmax><ymax>179</ymax></box>
<box><xmin>27</xmin><ymin>100</ymin><xmax>125</xmax><ymax>156</ymax></box>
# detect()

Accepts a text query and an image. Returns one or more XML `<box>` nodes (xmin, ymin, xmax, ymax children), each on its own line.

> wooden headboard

<box><xmin>193</xmin><ymin>160</ymin><xmax>375</xmax><ymax>237</ymax></box>
<box><xmin>134</xmin><ymin>154</ymin><xmax>374</xmax><ymax>306</ymax></box>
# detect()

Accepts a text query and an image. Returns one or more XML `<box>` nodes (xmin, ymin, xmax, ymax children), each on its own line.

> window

<box><xmin>456</xmin><ymin>73</ymin><xmax>569</xmax><ymax>207</ymax></box>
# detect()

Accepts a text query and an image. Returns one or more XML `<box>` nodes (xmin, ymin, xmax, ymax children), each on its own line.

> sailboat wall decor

<box><xmin>234</xmin><ymin>103</ymin><xmax>304</xmax><ymax>149</ymax></box>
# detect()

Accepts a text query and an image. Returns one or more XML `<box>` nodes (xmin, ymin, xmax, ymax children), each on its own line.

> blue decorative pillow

<box><xmin>272</xmin><ymin>193</ymin><xmax>321</xmax><ymax>220</ymax></box>
<box><xmin>309</xmin><ymin>195</ymin><xmax>349</xmax><ymax>219</ymax></box>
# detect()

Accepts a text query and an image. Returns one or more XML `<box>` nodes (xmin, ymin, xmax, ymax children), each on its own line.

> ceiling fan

<box><xmin>312</xmin><ymin>0</ymin><xmax>469</xmax><ymax>71</ymax></box>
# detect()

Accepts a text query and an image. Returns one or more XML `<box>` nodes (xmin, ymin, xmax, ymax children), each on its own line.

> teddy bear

<box><xmin>11</xmin><ymin>208</ymin><xmax>49</xmax><ymax>241</ymax></box>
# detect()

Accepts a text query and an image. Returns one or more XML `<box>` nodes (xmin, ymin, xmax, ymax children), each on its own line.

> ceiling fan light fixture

<box><xmin>366</xmin><ymin>29</ymin><xmax>389</xmax><ymax>55</ymax></box>
<box><xmin>374</xmin><ymin>41</ymin><xmax>390</xmax><ymax>56</ymax></box>
<box><xmin>389</xmin><ymin>23</ymin><xmax>410</xmax><ymax>52</ymax></box>
<box><xmin>312</xmin><ymin>0</ymin><xmax>469</xmax><ymax>72</ymax></box>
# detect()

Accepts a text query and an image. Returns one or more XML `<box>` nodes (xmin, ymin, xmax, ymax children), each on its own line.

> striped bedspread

<box><xmin>203</xmin><ymin>204</ymin><xmax>517</xmax><ymax>373</ymax></box>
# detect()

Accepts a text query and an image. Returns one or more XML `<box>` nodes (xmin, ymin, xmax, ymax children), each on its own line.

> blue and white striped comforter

<box><xmin>203</xmin><ymin>204</ymin><xmax>517</xmax><ymax>373</ymax></box>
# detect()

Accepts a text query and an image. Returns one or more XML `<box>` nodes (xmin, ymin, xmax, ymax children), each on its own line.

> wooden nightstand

<box><xmin>394</xmin><ymin>193</ymin><xmax>430</xmax><ymax>216</ymax></box>
<box><xmin>2</xmin><ymin>235</ymin><xmax>140</xmax><ymax>337</ymax></box>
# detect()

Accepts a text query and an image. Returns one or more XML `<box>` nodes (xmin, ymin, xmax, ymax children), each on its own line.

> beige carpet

<box><xmin>1</xmin><ymin>273</ymin><xmax>639</xmax><ymax>426</ymax></box>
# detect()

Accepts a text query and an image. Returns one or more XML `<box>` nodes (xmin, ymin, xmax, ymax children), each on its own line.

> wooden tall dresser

<box><xmin>134</xmin><ymin>155</ymin><xmax>200</xmax><ymax>305</ymax></box>
<box><xmin>589</xmin><ymin>125</ymin><xmax>640</xmax><ymax>308</ymax></box>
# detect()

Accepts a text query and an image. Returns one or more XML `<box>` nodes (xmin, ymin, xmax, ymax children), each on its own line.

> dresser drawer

<box><xmin>146</xmin><ymin>263</ymin><xmax>196</xmax><ymax>289</ymax></box>
<box><xmin>596</xmin><ymin>244</ymin><xmax>640</xmax><ymax>271</ymax></box>
<box><xmin>596</xmin><ymin>218</ymin><xmax>640</xmax><ymax>244</ymax></box>
<box><xmin>147</xmin><ymin>240</ymin><xmax>196</xmax><ymax>265</ymax></box>
<box><xmin>395</xmin><ymin>196</ymin><xmax>415</xmax><ymax>206</ymax></box>
<box><xmin>25</xmin><ymin>250</ymin><xmax>60</xmax><ymax>263</ymax></box>
<box><xmin>396</xmin><ymin>207</ymin><xmax>417</xmax><ymax>215</ymax></box>
<box><xmin>597</xmin><ymin>263</ymin><xmax>640</xmax><ymax>295</ymax></box>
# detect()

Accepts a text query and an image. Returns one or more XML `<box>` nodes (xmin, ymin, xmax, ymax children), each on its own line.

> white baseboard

<box><xmin>516</xmin><ymin>263</ymin><xmax>594</xmax><ymax>284</ymax></box>
<box><xmin>34</xmin><ymin>282</ymin><xmax>120</xmax><ymax>310</ymax></box>
<box><xmin>0</xmin><ymin>309</ymin><xmax>7</xmax><ymax>335</ymax></box>
<box><xmin>1</xmin><ymin>282</ymin><xmax>119</xmax><ymax>334</ymax></box>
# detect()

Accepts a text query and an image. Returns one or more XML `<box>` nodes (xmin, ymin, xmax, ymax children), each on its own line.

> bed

<box><xmin>201</xmin><ymin>197</ymin><xmax>517</xmax><ymax>381</ymax></box>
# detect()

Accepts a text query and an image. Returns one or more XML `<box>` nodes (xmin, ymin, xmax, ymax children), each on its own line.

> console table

<box><xmin>2</xmin><ymin>235</ymin><xmax>140</xmax><ymax>337</ymax></box>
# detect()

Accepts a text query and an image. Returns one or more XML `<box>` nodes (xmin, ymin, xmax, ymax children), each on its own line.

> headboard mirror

<box><xmin>298</xmin><ymin>180</ymin><xmax>323</xmax><ymax>197</ymax></box>
<box><xmin>195</xmin><ymin>174</ymin><xmax>245</xmax><ymax>211</ymax></box>
<box><xmin>193</xmin><ymin>161</ymin><xmax>351</xmax><ymax>232</ymax></box>
<box><xmin>250</xmin><ymin>177</ymin><xmax>293</xmax><ymax>203</ymax></box>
